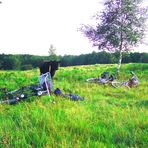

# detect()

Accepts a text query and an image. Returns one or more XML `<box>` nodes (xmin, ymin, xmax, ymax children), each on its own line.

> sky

<box><xmin>0</xmin><ymin>0</ymin><xmax>147</xmax><ymax>56</ymax></box>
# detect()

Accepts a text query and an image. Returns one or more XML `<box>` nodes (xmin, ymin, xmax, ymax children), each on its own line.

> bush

<box><xmin>20</xmin><ymin>64</ymin><xmax>33</xmax><ymax>70</ymax></box>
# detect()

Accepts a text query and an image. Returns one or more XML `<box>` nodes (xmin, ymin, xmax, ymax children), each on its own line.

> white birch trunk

<box><xmin>117</xmin><ymin>50</ymin><xmax>122</xmax><ymax>76</ymax></box>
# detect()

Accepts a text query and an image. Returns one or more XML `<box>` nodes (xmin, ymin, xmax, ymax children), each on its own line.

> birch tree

<box><xmin>81</xmin><ymin>0</ymin><xmax>148</xmax><ymax>75</ymax></box>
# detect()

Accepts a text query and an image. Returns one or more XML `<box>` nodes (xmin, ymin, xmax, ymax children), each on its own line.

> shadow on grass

<box><xmin>135</xmin><ymin>100</ymin><xmax>148</xmax><ymax>108</ymax></box>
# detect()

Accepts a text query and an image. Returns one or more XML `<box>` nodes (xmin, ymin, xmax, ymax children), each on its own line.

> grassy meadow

<box><xmin>0</xmin><ymin>63</ymin><xmax>148</xmax><ymax>147</ymax></box>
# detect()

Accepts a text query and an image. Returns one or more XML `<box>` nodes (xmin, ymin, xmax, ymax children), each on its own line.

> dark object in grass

<box><xmin>0</xmin><ymin>61</ymin><xmax>59</xmax><ymax>105</ymax></box>
<box><xmin>101</xmin><ymin>71</ymin><xmax>109</xmax><ymax>79</ymax></box>
<box><xmin>0</xmin><ymin>85</ymin><xmax>84</xmax><ymax>105</ymax></box>
<box><xmin>0</xmin><ymin>85</ymin><xmax>46</xmax><ymax>105</ymax></box>
<box><xmin>0</xmin><ymin>72</ymin><xmax>54</xmax><ymax>105</ymax></box>
<box><xmin>54</xmin><ymin>88</ymin><xmax>84</xmax><ymax>101</ymax></box>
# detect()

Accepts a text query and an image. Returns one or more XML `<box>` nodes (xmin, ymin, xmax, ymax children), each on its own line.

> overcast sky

<box><xmin>0</xmin><ymin>0</ymin><xmax>147</xmax><ymax>56</ymax></box>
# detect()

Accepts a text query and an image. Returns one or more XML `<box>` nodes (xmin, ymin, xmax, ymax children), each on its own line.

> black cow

<box><xmin>39</xmin><ymin>61</ymin><xmax>60</xmax><ymax>78</ymax></box>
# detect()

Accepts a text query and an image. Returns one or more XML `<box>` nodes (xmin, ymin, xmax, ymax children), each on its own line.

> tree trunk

<box><xmin>117</xmin><ymin>14</ymin><xmax>123</xmax><ymax>77</ymax></box>
<box><xmin>117</xmin><ymin>50</ymin><xmax>122</xmax><ymax>76</ymax></box>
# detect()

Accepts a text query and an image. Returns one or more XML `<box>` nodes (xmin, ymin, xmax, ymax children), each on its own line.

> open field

<box><xmin>0</xmin><ymin>63</ymin><xmax>148</xmax><ymax>147</ymax></box>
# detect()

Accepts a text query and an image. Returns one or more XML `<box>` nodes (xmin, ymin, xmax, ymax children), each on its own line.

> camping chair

<box><xmin>39</xmin><ymin>72</ymin><xmax>54</xmax><ymax>96</ymax></box>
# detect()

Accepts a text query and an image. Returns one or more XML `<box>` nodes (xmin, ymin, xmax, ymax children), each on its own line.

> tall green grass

<box><xmin>0</xmin><ymin>63</ymin><xmax>148</xmax><ymax>147</ymax></box>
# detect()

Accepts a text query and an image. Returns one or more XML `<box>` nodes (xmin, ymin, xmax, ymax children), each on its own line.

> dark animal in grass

<box><xmin>39</xmin><ymin>60</ymin><xmax>60</xmax><ymax>78</ymax></box>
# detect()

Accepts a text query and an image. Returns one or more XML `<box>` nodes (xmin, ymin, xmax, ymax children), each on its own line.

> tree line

<box><xmin>0</xmin><ymin>51</ymin><xmax>147</xmax><ymax>70</ymax></box>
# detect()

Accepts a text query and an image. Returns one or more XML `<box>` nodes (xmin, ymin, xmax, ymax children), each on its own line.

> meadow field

<box><xmin>0</xmin><ymin>63</ymin><xmax>147</xmax><ymax>147</ymax></box>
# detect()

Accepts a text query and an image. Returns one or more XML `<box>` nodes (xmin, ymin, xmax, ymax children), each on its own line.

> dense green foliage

<box><xmin>0</xmin><ymin>63</ymin><xmax>147</xmax><ymax>147</ymax></box>
<box><xmin>0</xmin><ymin>52</ymin><xmax>147</xmax><ymax>70</ymax></box>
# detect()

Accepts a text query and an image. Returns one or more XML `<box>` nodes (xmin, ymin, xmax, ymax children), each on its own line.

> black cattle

<box><xmin>39</xmin><ymin>61</ymin><xmax>60</xmax><ymax>78</ymax></box>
